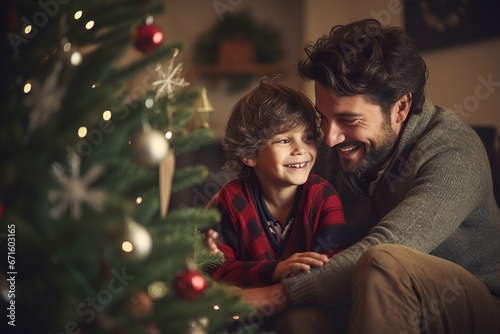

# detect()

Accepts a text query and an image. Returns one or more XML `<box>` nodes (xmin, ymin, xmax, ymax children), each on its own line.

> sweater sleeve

<box><xmin>209</xmin><ymin>186</ymin><xmax>279</xmax><ymax>288</ymax></box>
<box><xmin>310</xmin><ymin>176</ymin><xmax>347</xmax><ymax>257</ymax></box>
<box><xmin>282</xmin><ymin>110</ymin><xmax>492</xmax><ymax>307</ymax></box>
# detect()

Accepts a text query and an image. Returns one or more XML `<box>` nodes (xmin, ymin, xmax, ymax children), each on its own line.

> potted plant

<box><xmin>194</xmin><ymin>10</ymin><xmax>284</xmax><ymax>67</ymax></box>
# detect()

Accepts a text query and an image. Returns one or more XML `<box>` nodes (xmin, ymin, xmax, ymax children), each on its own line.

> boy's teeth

<box><xmin>287</xmin><ymin>163</ymin><xmax>306</xmax><ymax>168</ymax></box>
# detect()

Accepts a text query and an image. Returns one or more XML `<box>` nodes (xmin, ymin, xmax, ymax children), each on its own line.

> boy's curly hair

<box><xmin>223</xmin><ymin>75</ymin><xmax>319</xmax><ymax>177</ymax></box>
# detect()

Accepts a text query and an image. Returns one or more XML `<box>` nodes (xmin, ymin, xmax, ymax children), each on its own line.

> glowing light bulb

<box><xmin>122</xmin><ymin>241</ymin><xmax>133</xmax><ymax>252</ymax></box>
<box><xmin>85</xmin><ymin>20</ymin><xmax>94</xmax><ymax>30</ymax></box>
<box><xmin>23</xmin><ymin>82</ymin><xmax>32</xmax><ymax>93</ymax></box>
<box><xmin>78</xmin><ymin>127</ymin><xmax>87</xmax><ymax>138</ymax></box>
<box><xmin>145</xmin><ymin>98</ymin><xmax>154</xmax><ymax>109</ymax></box>
<box><xmin>147</xmin><ymin>281</ymin><xmax>168</xmax><ymax>300</ymax></box>
<box><xmin>63</xmin><ymin>42</ymin><xmax>71</xmax><ymax>52</ymax></box>
<box><xmin>102</xmin><ymin>110</ymin><xmax>112</xmax><ymax>121</ymax></box>
<box><xmin>71</xmin><ymin>52</ymin><xmax>82</xmax><ymax>66</ymax></box>
<box><xmin>24</xmin><ymin>25</ymin><xmax>32</xmax><ymax>35</ymax></box>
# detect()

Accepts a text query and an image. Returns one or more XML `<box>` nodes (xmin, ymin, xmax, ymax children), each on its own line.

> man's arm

<box><xmin>281</xmin><ymin>118</ymin><xmax>491</xmax><ymax>307</ymax></box>
<box><xmin>237</xmin><ymin>283</ymin><xmax>292</xmax><ymax>316</ymax></box>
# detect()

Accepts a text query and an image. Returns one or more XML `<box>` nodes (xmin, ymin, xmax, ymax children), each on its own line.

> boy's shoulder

<box><xmin>220</xmin><ymin>177</ymin><xmax>243</xmax><ymax>191</ymax></box>
<box><xmin>304</xmin><ymin>173</ymin><xmax>338</xmax><ymax>197</ymax></box>
<box><xmin>307</xmin><ymin>173</ymin><xmax>330</xmax><ymax>186</ymax></box>
<box><xmin>219</xmin><ymin>176</ymin><xmax>252</xmax><ymax>198</ymax></box>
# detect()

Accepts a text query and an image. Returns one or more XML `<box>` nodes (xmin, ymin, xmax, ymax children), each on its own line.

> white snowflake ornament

<box><xmin>151</xmin><ymin>49</ymin><xmax>189</xmax><ymax>100</ymax></box>
<box><xmin>25</xmin><ymin>60</ymin><xmax>67</xmax><ymax>132</ymax></box>
<box><xmin>48</xmin><ymin>151</ymin><xmax>106</xmax><ymax>220</ymax></box>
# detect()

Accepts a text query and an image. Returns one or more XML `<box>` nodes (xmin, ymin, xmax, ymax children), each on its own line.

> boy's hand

<box><xmin>203</xmin><ymin>192</ymin><xmax>220</xmax><ymax>254</ymax></box>
<box><xmin>273</xmin><ymin>252</ymin><xmax>329</xmax><ymax>282</ymax></box>
<box><xmin>205</xmin><ymin>229</ymin><xmax>221</xmax><ymax>254</ymax></box>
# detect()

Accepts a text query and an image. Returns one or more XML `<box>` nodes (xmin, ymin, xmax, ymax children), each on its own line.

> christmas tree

<box><xmin>0</xmin><ymin>1</ymin><xmax>257</xmax><ymax>333</ymax></box>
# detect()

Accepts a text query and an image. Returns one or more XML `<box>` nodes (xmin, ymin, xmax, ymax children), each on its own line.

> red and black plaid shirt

<box><xmin>210</xmin><ymin>173</ymin><xmax>346</xmax><ymax>287</ymax></box>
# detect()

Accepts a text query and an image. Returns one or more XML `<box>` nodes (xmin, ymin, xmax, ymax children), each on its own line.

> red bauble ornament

<box><xmin>174</xmin><ymin>269</ymin><xmax>208</xmax><ymax>300</ymax></box>
<box><xmin>133</xmin><ymin>22</ymin><xmax>164</xmax><ymax>53</ymax></box>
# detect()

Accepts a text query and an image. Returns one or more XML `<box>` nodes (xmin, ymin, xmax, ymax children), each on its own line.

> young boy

<box><xmin>209</xmin><ymin>75</ymin><xmax>347</xmax><ymax>288</ymax></box>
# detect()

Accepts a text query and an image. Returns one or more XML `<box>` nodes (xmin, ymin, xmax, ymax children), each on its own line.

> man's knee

<box><xmin>355</xmin><ymin>244</ymin><xmax>409</xmax><ymax>274</ymax></box>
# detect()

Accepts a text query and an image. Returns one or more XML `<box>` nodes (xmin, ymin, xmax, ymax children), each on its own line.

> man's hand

<box><xmin>236</xmin><ymin>283</ymin><xmax>291</xmax><ymax>316</ymax></box>
<box><xmin>273</xmin><ymin>252</ymin><xmax>328</xmax><ymax>282</ymax></box>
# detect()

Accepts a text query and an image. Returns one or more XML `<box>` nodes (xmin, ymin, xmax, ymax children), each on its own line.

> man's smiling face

<box><xmin>314</xmin><ymin>82</ymin><xmax>405</xmax><ymax>179</ymax></box>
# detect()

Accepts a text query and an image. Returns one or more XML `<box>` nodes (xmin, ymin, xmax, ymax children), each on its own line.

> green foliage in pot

<box><xmin>194</xmin><ymin>10</ymin><xmax>285</xmax><ymax>65</ymax></box>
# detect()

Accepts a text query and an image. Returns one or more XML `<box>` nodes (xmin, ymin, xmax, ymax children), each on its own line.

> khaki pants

<box><xmin>271</xmin><ymin>244</ymin><xmax>500</xmax><ymax>334</ymax></box>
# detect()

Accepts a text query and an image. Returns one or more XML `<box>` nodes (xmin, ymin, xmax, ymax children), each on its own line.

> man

<box><xmin>207</xmin><ymin>19</ymin><xmax>500</xmax><ymax>333</ymax></box>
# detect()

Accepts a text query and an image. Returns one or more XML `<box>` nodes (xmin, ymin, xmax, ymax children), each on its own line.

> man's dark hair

<box><xmin>298</xmin><ymin>19</ymin><xmax>428</xmax><ymax>115</ymax></box>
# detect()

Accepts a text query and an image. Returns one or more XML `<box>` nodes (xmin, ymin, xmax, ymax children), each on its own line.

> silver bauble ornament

<box><xmin>123</xmin><ymin>219</ymin><xmax>153</xmax><ymax>261</ymax></box>
<box><xmin>131</xmin><ymin>127</ymin><xmax>169</xmax><ymax>168</ymax></box>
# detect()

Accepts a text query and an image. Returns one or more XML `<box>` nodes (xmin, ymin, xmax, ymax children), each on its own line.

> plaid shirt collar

<box><xmin>248</xmin><ymin>172</ymin><xmax>303</xmax><ymax>253</ymax></box>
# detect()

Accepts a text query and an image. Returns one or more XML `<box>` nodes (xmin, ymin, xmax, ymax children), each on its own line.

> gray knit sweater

<box><xmin>282</xmin><ymin>98</ymin><xmax>500</xmax><ymax>306</ymax></box>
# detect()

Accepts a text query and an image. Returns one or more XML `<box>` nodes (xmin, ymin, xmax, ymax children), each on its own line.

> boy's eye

<box><xmin>277</xmin><ymin>139</ymin><xmax>290</xmax><ymax>144</ymax></box>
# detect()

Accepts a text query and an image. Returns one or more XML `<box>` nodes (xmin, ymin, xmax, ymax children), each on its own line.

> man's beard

<box><xmin>344</xmin><ymin>121</ymin><xmax>397</xmax><ymax>180</ymax></box>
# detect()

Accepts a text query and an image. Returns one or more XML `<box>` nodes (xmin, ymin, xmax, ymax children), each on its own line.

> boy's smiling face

<box><xmin>243</xmin><ymin>124</ymin><xmax>317</xmax><ymax>189</ymax></box>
